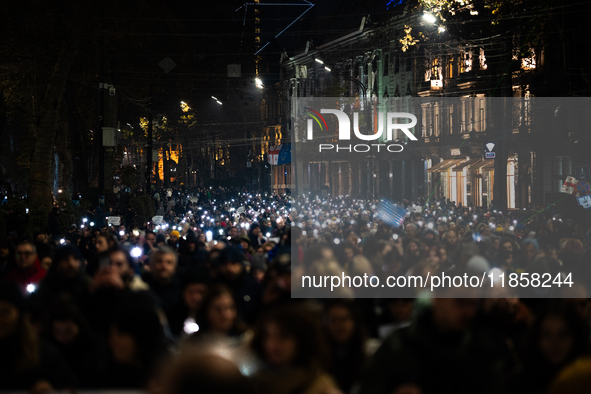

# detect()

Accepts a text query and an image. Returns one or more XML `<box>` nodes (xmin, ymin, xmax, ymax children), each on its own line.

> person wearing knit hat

<box><xmin>168</xmin><ymin>230</ymin><xmax>185</xmax><ymax>252</ymax></box>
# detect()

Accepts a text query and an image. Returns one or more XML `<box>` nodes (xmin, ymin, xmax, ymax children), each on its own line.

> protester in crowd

<box><xmin>142</xmin><ymin>246</ymin><xmax>183</xmax><ymax>324</ymax></box>
<box><xmin>3</xmin><ymin>240</ymin><xmax>46</xmax><ymax>291</ymax></box>
<box><xmin>323</xmin><ymin>300</ymin><xmax>378</xmax><ymax>393</ymax></box>
<box><xmin>188</xmin><ymin>284</ymin><xmax>252</xmax><ymax>346</ymax></box>
<box><xmin>97</xmin><ymin>300</ymin><xmax>168</xmax><ymax>388</ymax></box>
<box><xmin>107</xmin><ymin>248</ymin><xmax>149</xmax><ymax>291</ymax></box>
<box><xmin>155</xmin><ymin>349</ymin><xmax>256</xmax><ymax>394</ymax></box>
<box><xmin>0</xmin><ymin>238</ymin><xmax>14</xmax><ymax>277</ymax></box>
<box><xmin>510</xmin><ymin>304</ymin><xmax>590</xmax><ymax>394</ymax></box>
<box><xmin>359</xmin><ymin>287</ymin><xmax>506</xmax><ymax>394</ymax></box>
<box><xmin>251</xmin><ymin>304</ymin><xmax>341</xmax><ymax>394</ymax></box>
<box><xmin>44</xmin><ymin>300</ymin><xmax>102</xmax><ymax>387</ymax></box>
<box><xmin>0</xmin><ymin>282</ymin><xmax>77</xmax><ymax>390</ymax></box>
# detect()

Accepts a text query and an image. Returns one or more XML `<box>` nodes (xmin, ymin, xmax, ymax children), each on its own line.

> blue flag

<box><xmin>277</xmin><ymin>143</ymin><xmax>291</xmax><ymax>165</ymax></box>
<box><xmin>375</xmin><ymin>199</ymin><xmax>407</xmax><ymax>227</ymax></box>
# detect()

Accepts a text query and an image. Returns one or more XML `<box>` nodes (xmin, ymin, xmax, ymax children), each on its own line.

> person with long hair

<box><xmin>323</xmin><ymin>300</ymin><xmax>378</xmax><ymax>393</ymax></box>
<box><xmin>511</xmin><ymin>303</ymin><xmax>590</xmax><ymax>394</ymax></box>
<box><xmin>251</xmin><ymin>304</ymin><xmax>342</xmax><ymax>394</ymax></box>
<box><xmin>0</xmin><ymin>282</ymin><xmax>77</xmax><ymax>391</ymax></box>
<box><xmin>189</xmin><ymin>284</ymin><xmax>251</xmax><ymax>346</ymax></box>
<box><xmin>98</xmin><ymin>300</ymin><xmax>169</xmax><ymax>389</ymax></box>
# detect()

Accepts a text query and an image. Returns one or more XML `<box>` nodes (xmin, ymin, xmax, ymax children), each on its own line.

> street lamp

<box><xmin>423</xmin><ymin>13</ymin><xmax>436</xmax><ymax>24</ymax></box>
<box><xmin>255</xmin><ymin>78</ymin><xmax>263</xmax><ymax>89</ymax></box>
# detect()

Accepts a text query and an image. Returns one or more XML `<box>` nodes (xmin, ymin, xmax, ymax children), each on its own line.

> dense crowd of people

<box><xmin>1</xmin><ymin>186</ymin><xmax>591</xmax><ymax>393</ymax></box>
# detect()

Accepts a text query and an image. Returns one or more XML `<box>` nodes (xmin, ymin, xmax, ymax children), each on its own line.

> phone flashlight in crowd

<box><xmin>172</xmin><ymin>226</ymin><xmax>177</xmax><ymax>230</ymax></box>
<box><xmin>26</xmin><ymin>284</ymin><xmax>36</xmax><ymax>293</ymax></box>
<box><xmin>26</xmin><ymin>208</ymin><xmax>29</xmax><ymax>214</ymax></box>
<box><xmin>183</xmin><ymin>318</ymin><xmax>199</xmax><ymax>335</ymax></box>
<box><xmin>130</xmin><ymin>247</ymin><xmax>142</xmax><ymax>258</ymax></box>
<box><xmin>90</xmin><ymin>222</ymin><xmax>95</xmax><ymax>227</ymax></box>
<box><xmin>80</xmin><ymin>224</ymin><xmax>85</xmax><ymax>229</ymax></box>
<box><xmin>266</xmin><ymin>232</ymin><xmax>271</xmax><ymax>237</ymax></box>
<box><xmin>219</xmin><ymin>229</ymin><xmax>224</xmax><ymax>235</ymax></box>
<box><xmin>60</xmin><ymin>238</ymin><xmax>65</xmax><ymax>245</ymax></box>
<box><xmin>83</xmin><ymin>218</ymin><xmax>87</xmax><ymax>223</ymax></box>
<box><xmin>133</xmin><ymin>230</ymin><xmax>139</xmax><ymax>236</ymax></box>
<box><xmin>513</xmin><ymin>220</ymin><xmax>518</xmax><ymax>225</ymax></box>
<box><xmin>334</xmin><ymin>238</ymin><xmax>340</xmax><ymax>245</ymax></box>
<box><xmin>227</xmin><ymin>236</ymin><xmax>231</xmax><ymax>241</ymax></box>
<box><xmin>119</xmin><ymin>230</ymin><xmax>125</xmax><ymax>236</ymax></box>
<box><xmin>418</xmin><ymin>221</ymin><xmax>423</xmax><ymax>226</ymax></box>
<box><xmin>509</xmin><ymin>226</ymin><xmax>515</xmax><ymax>231</ymax></box>
<box><xmin>206</xmin><ymin>231</ymin><xmax>213</xmax><ymax>242</ymax></box>
<box><xmin>393</xmin><ymin>234</ymin><xmax>399</xmax><ymax>240</ymax></box>
<box><xmin>428</xmin><ymin>222</ymin><xmax>434</xmax><ymax>229</ymax></box>
<box><xmin>473</xmin><ymin>215</ymin><xmax>477</xmax><ymax>220</ymax></box>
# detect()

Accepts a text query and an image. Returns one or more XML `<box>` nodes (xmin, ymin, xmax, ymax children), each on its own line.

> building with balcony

<box><xmin>279</xmin><ymin>4</ymin><xmax>589</xmax><ymax>211</ymax></box>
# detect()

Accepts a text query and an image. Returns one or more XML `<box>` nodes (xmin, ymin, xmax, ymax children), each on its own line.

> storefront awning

<box><xmin>427</xmin><ymin>159</ymin><xmax>464</xmax><ymax>173</ymax></box>
<box><xmin>453</xmin><ymin>158</ymin><xmax>483</xmax><ymax>172</ymax></box>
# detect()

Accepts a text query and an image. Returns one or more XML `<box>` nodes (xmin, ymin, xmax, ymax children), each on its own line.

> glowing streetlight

<box><xmin>255</xmin><ymin>78</ymin><xmax>263</xmax><ymax>89</ymax></box>
<box><xmin>423</xmin><ymin>12</ymin><xmax>437</xmax><ymax>24</ymax></box>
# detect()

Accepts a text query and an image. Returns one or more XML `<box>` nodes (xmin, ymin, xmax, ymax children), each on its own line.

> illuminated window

<box><xmin>479</xmin><ymin>48</ymin><xmax>487</xmax><ymax>70</ymax></box>
<box><xmin>448</xmin><ymin>56</ymin><xmax>454</xmax><ymax>78</ymax></box>
<box><xmin>521</xmin><ymin>48</ymin><xmax>536</xmax><ymax>70</ymax></box>
<box><xmin>255</xmin><ymin>17</ymin><xmax>260</xmax><ymax>24</ymax></box>
<box><xmin>507</xmin><ymin>157</ymin><xmax>516</xmax><ymax>209</ymax></box>
<box><xmin>255</xmin><ymin>28</ymin><xmax>260</xmax><ymax>34</ymax></box>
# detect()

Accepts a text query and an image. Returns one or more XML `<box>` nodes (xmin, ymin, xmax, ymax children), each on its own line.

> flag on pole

<box><xmin>277</xmin><ymin>143</ymin><xmax>292</xmax><ymax>165</ymax></box>
<box><xmin>375</xmin><ymin>199</ymin><xmax>407</xmax><ymax>228</ymax></box>
<box><xmin>561</xmin><ymin>176</ymin><xmax>579</xmax><ymax>197</ymax></box>
<box><xmin>268</xmin><ymin>146</ymin><xmax>282</xmax><ymax>165</ymax></box>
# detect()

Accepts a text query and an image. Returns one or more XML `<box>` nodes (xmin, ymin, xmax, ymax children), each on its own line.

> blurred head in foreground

<box><xmin>157</xmin><ymin>351</ymin><xmax>255</xmax><ymax>394</ymax></box>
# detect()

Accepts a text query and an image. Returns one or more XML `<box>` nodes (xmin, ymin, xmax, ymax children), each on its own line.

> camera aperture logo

<box><xmin>303</xmin><ymin>108</ymin><xmax>418</xmax><ymax>153</ymax></box>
